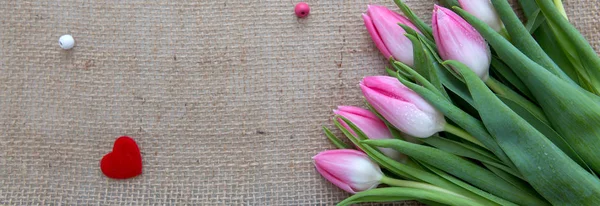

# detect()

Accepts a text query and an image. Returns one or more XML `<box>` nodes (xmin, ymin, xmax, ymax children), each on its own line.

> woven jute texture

<box><xmin>1</xmin><ymin>0</ymin><xmax>598</xmax><ymax>205</ymax></box>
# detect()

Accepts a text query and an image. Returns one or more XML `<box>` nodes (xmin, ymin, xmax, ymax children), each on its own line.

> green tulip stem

<box><xmin>484</xmin><ymin>77</ymin><xmax>506</xmax><ymax>96</ymax></box>
<box><xmin>553</xmin><ymin>0</ymin><xmax>569</xmax><ymax>20</ymax></box>
<box><xmin>499</xmin><ymin>27</ymin><xmax>511</xmax><ymax>41</ymax></box>
<box><xmin>443</xmin><ymin>124</ymin><xmax>487</xmax><ymax>149</ymax></box>
<box><xmin>379</xmin><ymin>176</ymin><xmax>469</xmax><ymax>199</ymax></box>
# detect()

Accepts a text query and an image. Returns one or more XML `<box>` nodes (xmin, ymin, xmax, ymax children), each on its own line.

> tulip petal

<box><xmin>383</xmin><ymin>7</ymin><xmax>421</xmax><ymax>33</ymax></box>
<box><xmin>362</xmin><ymin>76</ymin><xmax>440</xmax><ymax>115</ymax></box>
<box><xmin>360</xmin><ymin>77</ymin><xmax>446</xmax><ymax>138</ymax></box>
<box><xmin>337</xmin><ymin>106</ymin><xmax>380</xmax><ymax>120</ymax></box>
<box><xmin>335</xmin><ymin>106</ymin><xmax>390</xmax><ymax>139</ymax></box>
<box><xmin>334</xmin><ymin>106</ymin><xmax>408</xmax><ymax>162</ymax></box>
<box><xmin>361</xmin><ymin>87</ymin><xmax>436</xmax><ymax>137</ymax></box>
<box><xmin>363</xmin><ymin>14</ymin><xmax>392</xmax><ymax>59</ymax></box>
<box><xmin>367</xmin><ymin>5</ymin><xmax>415</xmax><ymax>66</ymax></box>
<box><xmin>313</xmin><ymin>150</ymin><xmax>383</xmax><ymax>193</ymax></box>
<box><xmin>432</xmin><ymin>5</ymin><xmax>491</xmax><ymax>80</ymax></box>
<box><xmin>314</xmin><ymin>161</ymin><xmax>357</xmax><ymax>193</ymax></box>
<box><xmin>458</xmin><ymin>0</ymin><xmax>504</xmax><ymax>32</ymax></box>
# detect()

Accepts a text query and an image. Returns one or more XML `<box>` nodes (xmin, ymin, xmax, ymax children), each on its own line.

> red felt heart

<box><xmin>100</xmin><ymin>136</ymin><xmax>142</xmax><ymax>179</ymax></box>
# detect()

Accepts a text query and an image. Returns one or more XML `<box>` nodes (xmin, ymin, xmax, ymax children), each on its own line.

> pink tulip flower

<box><xmin>313</xmin><ymin>149</ymin><xmax>383</xmax><ymax>193</ymax></box>
<box><xmin>334</xmin><ymin>106</ymin><xmax>406</xmax><ymax>162</ymax></box>
<box><xmin>363</xmin><ymin>5</ymin><xmax>420</xmax><ymax>66</ymax></box>
<box><xmin>458</xmin><ymin>0</ymin><xmax>504</xmax><ymax>32</ymax></box>
<box><xmin>360</xmin><ymin>76</ymin><xmax>446</xmax><ymax>138</ymax></box>
<box><xmin>432</xmin><ymin>5</ymin><xmax>491</xmax><ymax>80</ymax></box>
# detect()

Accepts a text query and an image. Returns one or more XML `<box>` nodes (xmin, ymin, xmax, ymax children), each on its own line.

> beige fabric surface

<box><xmin>0</xmin><ymin>0</ymin><xmax>598</xmax><ymax>205</ymax></box>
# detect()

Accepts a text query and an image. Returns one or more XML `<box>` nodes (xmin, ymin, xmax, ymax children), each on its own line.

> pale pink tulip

<box><xmin>334</xmin><ymin>106</ymin><xmax>406</xmax><ymax>162</ymax></box>
<box><xmin>360</xmin><ymin>76</ymin><xmax>445</xmax><ymax>138</ymax></box>
<box><xmin>458</xmin><ymin>0</ymin><xmax>504</xmax><ymax>32</ymax></box>
<box><xmin>363</xmin><ymin>5</ymin><xmax>420</xmax><ymax>66</ymax></box>
<box><xmin>432</xmin><ymin>5</ymin><xmax>491</xmax><ymax>80</ymax></box>
<box><xmin>313</xmin><ymin>149</ymin><xmax>383</xmax><ymax>193</ymax></box>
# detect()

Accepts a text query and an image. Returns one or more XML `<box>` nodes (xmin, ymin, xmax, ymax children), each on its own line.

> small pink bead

<box><xmin>295</xmin><ymin>2</ymin><xmax>310</xmax><ymax>18</ymax></box>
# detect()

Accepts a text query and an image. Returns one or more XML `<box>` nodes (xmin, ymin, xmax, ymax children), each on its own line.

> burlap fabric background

<box><xmin>0</xmin><ymin>0</ymin><xmax>598</xmax><ymax>205</ymax></box>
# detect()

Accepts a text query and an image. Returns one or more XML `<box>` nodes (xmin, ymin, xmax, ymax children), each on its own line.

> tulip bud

<box><xmin>363</xmin><ymin>5</ymin><xmax>420</xmax><ymax>66</ymax></box>
<box><xmin>334</xmin><ymin>106</ymin><xmax>406</xmax><ymax>162</ymax></box>
<box><xmin>458</xmin><ymin>0</ymin><xmax>504</xmax><ymax>32</ymax></box>
<box><xmin>360</xmin><ymin>76</ymin><xmax>446</xmax><ymax>138</ymax></box>
<box><xmin>313</xmin><ymin>149</ymin><xmax>383</xmax><ymax>193</ymax></box>
<box><xmin>432</xmin><ymin>5</ymin><xmax>491</xmax><ymax>80</ymax></box>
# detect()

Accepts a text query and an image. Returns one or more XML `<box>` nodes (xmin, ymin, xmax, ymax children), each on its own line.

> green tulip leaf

<box><xmin>524</xmin><ymin>9</ymin><xmax>546</xmax><ymax>34</ymax></box>
<box><xmin>392</xmin><ymin>60</ymin><xmax>443</xmax><ymax>98</ymax></box>
<box><xmin>484</xmin><ymin>78</ymin><xmax>547</xmax><ymax>124</ymax></box>
<box><xmin>400</xmin><ymin>24</ymin><xmax>436</xmax><ymax>50</ymax></box>
<box><xmin>489</xmin><ymin>0</ymin><xmax>575</xmax><ymax>85</ymax></box>
<box><xmin>456</xmin><ymin>6</ymin><xmax>600</xmax><ymax>176</ymax></box>
<box><xmin>517</xmin><ymin>0</ymin><xmax>539</xmax><ymax>18</ymax></box>
<box><xmin>490</xmin><ymin>57</ymin><xmax>534</xmax><ymax>100</ymax></box>
<box><xmin>363</xmin><ymin>139</ymin><xmax>545</xmax><ymax>206</ymax></box>
<box><xmin>395</xmin><ymin>76</ymin><xmax>514</xmax><ymax>170</ymax></box>
<box><xmin>419</xmin><ymin>136</ymin><xmax>522</xmax><ymax>179</ymax></box>
<box><xmin>417</xmin><ymin>161</ymin><xmax>517</xmax><ymax>206</ymax></box>
<box><xmin>535</xmin><ymin>0</ymin><xmax>600</xmax><ymax>95</ymax></box>
<box><xmin>482</xmin><ymin>163</ymin><xmax>533</xmax><ymax>195</ymax></box>
<box><xmin>439</xmin><ymin>0</ymin><xmax>460</xmax><ymax>8</ymax></box>
<box><xmin>421</xmin><ymin>136</ymin><xmax>500</xmax><ymax>163</ymax></box>
<box><xmin>497</xmin><ymin>95</ymin><xmax>593</xmax><ymax>174</ymax></box>
<box><xmin>405</xmin><ymin>30</ymin><xmax>431</xmax><ymax>80</ymax></box>
<box><xmin>405</xmin><ymin>33</ymin><xmax>450</xmax><ymax>100</ymax></box>
<box><xmin>388</xmin><ymin>58</ymin><xmax>412</xmax><ymax>78</ymax></box>
<box><xmin>337</xmin><ymin>187</ymin><xmax>479</xmax><ymax>206</ymax></box>
<box><xmin>336</xmin><ymin>116</ymin><xmax>501</xmax><ymax>205</ymax></box>
<box><xmin>445</xmin><ymin>58</ymin><xmax>600</xmax><ymax>205</ymax></box>
<box><xmin>322</xmin><ymin>126</ymin><xmax>351</xmax><ymax>149</ymax></box>
<box><xmin>517</xmin><ymin>0</ymin><xmax>581</xmax><ymax>88</ymax></box>
<box><xmin>392</xmin><ymin>0</ymin><xmax>434</xmax><ymax>41</ymax></box>
<box><xmin>415</xmin><ymin>36</ymin><xmax>475</xmax><ymax>107</ymax></box>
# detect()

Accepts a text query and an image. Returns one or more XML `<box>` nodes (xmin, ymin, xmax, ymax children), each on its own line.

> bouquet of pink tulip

<box><xmin>314</xmin><ymin>0</ymin><xmax>600</xmax><ymax>205</ymax></box>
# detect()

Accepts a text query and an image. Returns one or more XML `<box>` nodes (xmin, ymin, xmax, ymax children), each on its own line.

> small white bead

<box><xmin>58</xmin><ymin>35</ymin><xmax>75</xmax><ymax>50</ymax></box>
